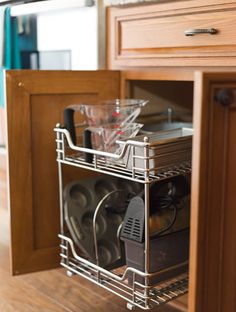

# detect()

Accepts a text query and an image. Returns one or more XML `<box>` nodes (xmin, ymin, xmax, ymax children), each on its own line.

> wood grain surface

<box><xmin>189</xmin><ymin>72</ymin><xmax>236</xmax><ymax>312</ymax></box>
<box><xmin>107</xmin><ymin>0</ymin><xmax>236</xmax><ymax>68</ymax></box>
<box><xmin>6</xmin><ymin>70</ymin><xmax>120</xmax><ymax>275</ymax></box>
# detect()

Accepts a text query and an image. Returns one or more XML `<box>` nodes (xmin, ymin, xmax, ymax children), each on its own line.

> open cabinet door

<box><xmin>189</xmin><ymin>72</ymin><xmax>236</xmax><ymax>312</ymax></box>
<box><xmin>6</xmin><ymin>70</ymin><xmax>120</xmax><ymax>275</ymax></box>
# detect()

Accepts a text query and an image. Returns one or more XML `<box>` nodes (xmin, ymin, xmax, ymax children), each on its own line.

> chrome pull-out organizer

<box><xmin>54</xmin><ymin>124</ymin><xmax>192</xmax><ymax>310</ymax></box>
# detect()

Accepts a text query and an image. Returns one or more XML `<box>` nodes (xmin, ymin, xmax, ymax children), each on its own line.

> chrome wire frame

<box><xmin>54</xmin><ymin>125</ymin><xmax>191</xmax><ymax>184</ymax></box>
<box><xmin>55</xmin><ymin>124</ymin><xmax>190</xmax><ymax>310</ymax></box>
<box><xmin>59</xmin><ymin>234</ymin><xmax>188</xmax><ymax>310</ymax></box>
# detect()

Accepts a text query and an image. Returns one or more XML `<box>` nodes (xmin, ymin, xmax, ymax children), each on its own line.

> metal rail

<box><xmin>59</xmin><ymin>234</ymin><xmax>188</xmax><ymax>310</ymax></box>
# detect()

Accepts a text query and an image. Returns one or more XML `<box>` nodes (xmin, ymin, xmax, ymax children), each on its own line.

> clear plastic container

<box><xmin>75</xmin><ymin>99</ymin><xmax>148</xmax><ymax>127</ymax></box>
<box><xmin>89</xmin><ymin>122</ymin><xmax>143</xmax><ymax>154</ymax></box>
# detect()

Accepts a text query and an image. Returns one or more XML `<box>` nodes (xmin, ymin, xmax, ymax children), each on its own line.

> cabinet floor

<box><xmin>0</xmin><ymin>208</ymin><xmax>187</xmax><ymax>312</ymax></box>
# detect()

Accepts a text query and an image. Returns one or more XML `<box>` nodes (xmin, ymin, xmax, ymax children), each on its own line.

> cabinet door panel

<box><xmin>6</xmin><ymin>70</ymin><xmax>120</xmax><ymax>275</ymax></box>
<box><xmin>190</xmin><ymin>72</ymin><xmax>236</xmax><ymax>312</ymax></box>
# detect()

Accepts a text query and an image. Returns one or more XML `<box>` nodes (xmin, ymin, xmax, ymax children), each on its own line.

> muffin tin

<box><xmin>64</xmin><ymin>176</ymin><xmax>142</xmax><ymax>269</ymax></box>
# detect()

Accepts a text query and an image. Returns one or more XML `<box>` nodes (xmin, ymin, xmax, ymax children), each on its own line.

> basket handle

<box><xmin>63</xmin><ymin>108</ymin><xmax>76</xmax><ymax>145</ymax></box>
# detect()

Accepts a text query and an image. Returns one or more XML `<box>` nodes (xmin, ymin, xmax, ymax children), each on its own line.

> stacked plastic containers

<box><xmin>77</xmin><ymin>99</ymin><xmax>148</xmax><ymax>154</ymax></box>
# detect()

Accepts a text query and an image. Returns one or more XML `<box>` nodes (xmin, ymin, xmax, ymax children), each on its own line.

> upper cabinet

<box><xmin>107</xmin><ymin>0</ymin><xmax>236</xmax><ymax>69</ymax></box>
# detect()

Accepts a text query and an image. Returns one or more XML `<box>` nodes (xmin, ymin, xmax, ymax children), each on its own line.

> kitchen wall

<box><xmin>37</xmin><ymin>6</ymin><xmax>99</xmax><ymax>69</ymax></box>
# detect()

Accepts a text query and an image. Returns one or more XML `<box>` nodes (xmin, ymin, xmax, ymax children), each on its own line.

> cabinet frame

<box><xmin>190</xmin><ymin>72</ymin><xmax>236</xmax><ymax>312</ymax></box>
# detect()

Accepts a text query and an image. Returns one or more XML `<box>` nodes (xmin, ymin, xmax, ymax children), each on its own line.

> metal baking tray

<box><xmin>118</xmin><ymin>128</ymin><xmax>193</xmax><ymax>173</ymax></box>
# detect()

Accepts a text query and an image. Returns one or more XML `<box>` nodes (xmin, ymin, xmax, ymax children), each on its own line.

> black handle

<box><xmin>214</xmin><ymin>88</ymin><xmax>234</xmax><ymax>107</ymax></box>
<box><xmin>63</xmin><ymin>108</ymin><xmax>76</xmax><ymax>145</ymax></box>
<box><xmin>83</xmin><ymin>129</ymin><xmax>93</xmax><ymax>163</ymax></box>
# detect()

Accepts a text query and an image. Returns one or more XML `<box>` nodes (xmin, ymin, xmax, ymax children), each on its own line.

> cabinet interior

<box><xmin>128</xmin><ymin>80</ymin><xmax>194</xmax><ymax>126</ymax></box>
<box><xmin>125</xmin><ymin>78</ymin><xmax>194</xmax><ymax>311</ymax></box>
<box><xmin>7</xmin><ymin>70</ymin><xmax>196</xmax><ymax>311</ymax></box>
<box><xmin>61</xmin><ymin>77</ymin><xmax>194</xmax><ymax>311</ymax></box>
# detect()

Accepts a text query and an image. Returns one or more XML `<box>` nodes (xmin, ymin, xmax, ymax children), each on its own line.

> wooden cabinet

<box><xmin>107</xmin><ymin>0</ymin><xmax>236</xmax><ymax>68</ymax></box>
<box><xmin>190</xmin><ymin>72</ymin><xmax>236</xmax><ymax>312</ymax></box>
<box><xmin>5</xmin><ymin>1</ymin><xmax>236</xmax><ymax>311</ymax></box>
<box><xmin>106</xmin><ymin>3</ymin><xmax>236</xmax><ymax>309</ymax></box>
<box><xmin>6</xmin><ymin>69</ymin><xmax>236</xmax><ymax>312</ymax></box>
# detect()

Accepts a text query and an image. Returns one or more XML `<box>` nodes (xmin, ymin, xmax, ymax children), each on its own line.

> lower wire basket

<box><xmin>122</xmin><ymin>229</ymin><xmax>189</xmax><ymax>286</ymax></box>
<box><xmin>59</xmin><ymin>233</ymin><xmax>188</xmax><ymax>310</ymax></box>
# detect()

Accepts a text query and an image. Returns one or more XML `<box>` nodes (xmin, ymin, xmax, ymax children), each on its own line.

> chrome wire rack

<box><xmin>54</xmin><ymin>123</ymin><xmax>191</xmax><ymax>310</ymax></box>
<box><xmin>59</xmin><ymin>234</ymin><xmax>188</xmax><ymax>310</ymax></box>
<box><xmin>55</xmin><ymin>125</ymin><xmax>191</xmax><ymax>184</ymax></box>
